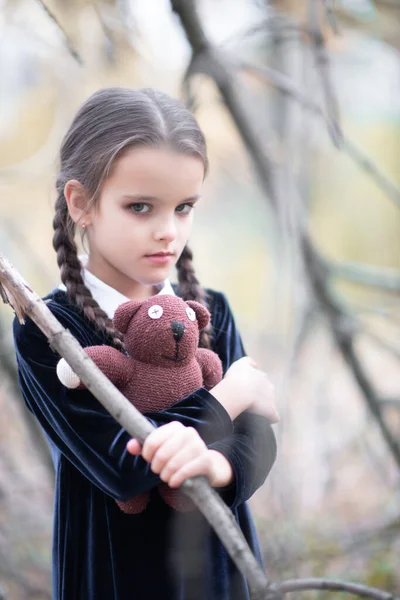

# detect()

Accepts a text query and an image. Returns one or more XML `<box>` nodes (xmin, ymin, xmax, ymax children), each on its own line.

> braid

<box><xmin>176</xmin><ymin>245</ymin><xmax>212</xmax><ymax>348</ymax></box>
<box><xmin>52</xmin><ymin>191</ymin><xmax>126</xmax><ymax>352</ymax></box>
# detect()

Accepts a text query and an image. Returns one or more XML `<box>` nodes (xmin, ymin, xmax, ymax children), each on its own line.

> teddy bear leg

<box><xmin>157</xmin><ymin>483</ymin><xmax>196</xmax><ymax>513</ymax></box>
<box><xmin>115</xmin><ymin>492</ymin><xmax>150</xmax><ymax>515</ymax></box>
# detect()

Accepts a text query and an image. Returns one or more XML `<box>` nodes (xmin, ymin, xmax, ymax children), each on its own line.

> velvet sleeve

<box><xmin>207</xmin><ymin>292</ymin><xmax>277</xmax><ymax>510</ymax></box>
<box><xmin>12</xmin><ymin>301</ymin><xmax>233</xmax><ymax>503</ymax></box>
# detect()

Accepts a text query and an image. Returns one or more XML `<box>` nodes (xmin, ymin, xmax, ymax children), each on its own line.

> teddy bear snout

<box><xmin>171</xmin><ymin>321</ymin><xmax>185</xmax><ymax>342</ymax></box>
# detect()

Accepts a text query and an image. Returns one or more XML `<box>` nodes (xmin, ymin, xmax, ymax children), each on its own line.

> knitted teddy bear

<box><xmin>56</xmin><ymin>294</ymin><xmax>223</xmax><ymax>515</ymax></box>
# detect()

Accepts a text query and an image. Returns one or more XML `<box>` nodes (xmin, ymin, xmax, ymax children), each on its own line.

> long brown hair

<box><xmin>53</xmin><ymin>87</ymin><xmax>212</xmax><ymax>350</ymax></box>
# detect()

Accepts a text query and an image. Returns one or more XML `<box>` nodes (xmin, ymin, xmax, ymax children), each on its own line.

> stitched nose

<box><xmin>171</xmin><ymin>321</ymin><xmax>185</xmax><ymax>342</ymax></box>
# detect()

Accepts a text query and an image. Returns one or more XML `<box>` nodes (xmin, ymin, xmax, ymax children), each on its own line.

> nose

<box><xmin>171</xmin><ymin>321</ymin><xmax>185</xmax><ymax>342</ymax></box>
<box><xmin>154</xmin><ymin>216</ymin><xmax>177</xmax><ymax>243</ymax></box>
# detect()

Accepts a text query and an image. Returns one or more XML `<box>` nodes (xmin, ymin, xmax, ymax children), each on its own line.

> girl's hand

<box><xmin>126</xmin><ymin>422</ymin><xmax>233</xmax><ymax>488</ymax></box>
<box><xmin>211</xmin><ymin>357</ymin><xmax>280</xmax><ymax>423</ymax></box>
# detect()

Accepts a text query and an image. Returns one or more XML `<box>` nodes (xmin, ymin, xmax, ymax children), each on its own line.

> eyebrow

<box><xmin>121</xmin><ymin>194</ymin><xmax>201</xmax><ymax>203</ymax></box>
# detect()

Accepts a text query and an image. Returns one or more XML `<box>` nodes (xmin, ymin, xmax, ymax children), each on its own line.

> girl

<box><xmin>12</xmin><ymin>87</ymin><xmax>279</xmax><ymax>600</ymax></box>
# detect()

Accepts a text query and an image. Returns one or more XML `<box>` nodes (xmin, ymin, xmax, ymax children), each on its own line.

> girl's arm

<box><xmin>13</xmin><ymin>301</ymin><xmax>234</xmax><ymax>503</ymax></box>
<box><xmin>206</xmin><ymin>291</ymin><xmax>278</xmax><ymax>509</ymax></box>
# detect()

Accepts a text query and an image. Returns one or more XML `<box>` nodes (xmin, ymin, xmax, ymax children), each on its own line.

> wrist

<box><xmin>208</xmin><ymin>450</ymin><xmax>234</xmax><ymax>488</ymax></box>
<box><xmin>210</xmin><ymin>378</ymin><xmax>247</xmax><ymax>420</ymax></box>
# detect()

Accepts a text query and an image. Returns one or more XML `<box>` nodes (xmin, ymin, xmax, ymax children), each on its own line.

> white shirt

<box><xmin>58</xmin><ymin>254</ymin><xmax>175</xmax><ymax>319</ymax></box>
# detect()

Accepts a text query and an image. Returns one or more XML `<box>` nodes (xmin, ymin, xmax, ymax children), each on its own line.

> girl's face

<box><xmin>70</xmin><ymin>146</ymin><xmax>204</xmax><ymax>299</ymax></box>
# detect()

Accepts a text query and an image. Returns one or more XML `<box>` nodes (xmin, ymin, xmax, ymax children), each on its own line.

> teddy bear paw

<box><xmin>56</xmin><ymin>358</ymin><xmax>81</xmax><ymax>389</ymax></box>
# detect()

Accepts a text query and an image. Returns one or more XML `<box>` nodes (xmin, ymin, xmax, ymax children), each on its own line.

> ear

<box><xmin>113</xmin><ymin>300</ymin><xmax>143</xmax><ymax>334</ymax></box>
<box><xmin>186</xmin><ymin>301</ymin><xmax>210</xmax><ymax>331</ymax></box>
<box><xmin>64</xmin><ymin>179</ymin><xmax>91</xmax><ymax>227</ymax></box>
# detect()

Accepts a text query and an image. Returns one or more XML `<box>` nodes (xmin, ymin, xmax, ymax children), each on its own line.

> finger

<box><xmin>159</xmin><ymin>440</ymin><xmax>206</xmax><ymax>482</ymax></box>
<box><xmin>247</xmin><ymin>357</ymin><xmax>259</xmax><ymax>369</ymax></box>
<box><xmin>271</xmin><ymin>410</ymin><xmax>280</xmax><ymax>423</ymax></box>
<box><xmin>239</xmin><ymin>355</ymin><xmax>259</xmax><ymax>369</ymax></box>
<box><xmin>168</xmin><ymin>453</ymin><xmax>212</xmax><ymax>488</ymax></box>
<box><xmin>141</xmin><ymin>421</ymin><xmax>185</xmax><ymax>462</ymax></box>
<box><xmin>264</xmin><ymin>405</ymin><xmax>280</xmax><ymax>423</ymax></box>
<box><xmin>126</xmin><ymin>439</ymin><xmax>142</xmax><ymax>455</ymax></box>
<box><xmin>150</xmin><ymin>433</ymin><xmax>191</xmax><ymax>474</ymax></box>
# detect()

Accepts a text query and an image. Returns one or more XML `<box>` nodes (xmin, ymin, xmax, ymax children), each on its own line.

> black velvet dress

<box><xmin>13</xmin><ymin>286</ymin><xmax>277</xmax><ymax>600</ymax></box>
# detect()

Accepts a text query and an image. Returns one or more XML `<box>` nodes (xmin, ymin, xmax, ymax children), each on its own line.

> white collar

<box><xmin>58</xmin><ymin>254</ymin><xmax>175</xmax><ymax>319</ymax></box>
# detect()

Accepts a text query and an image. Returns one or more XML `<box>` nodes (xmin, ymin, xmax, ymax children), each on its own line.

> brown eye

<box><xmin>129</xmin><ymin>203</ymin><xmax>151</xmax><ymax>213</ymax></box>
<box><xmin>176</xmin><ymin>203</ymin><xmax>194</xmax><ymax>214</ymax></box>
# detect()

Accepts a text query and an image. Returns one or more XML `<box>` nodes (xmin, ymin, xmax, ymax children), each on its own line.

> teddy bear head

<box><xmin>113</xmin><ymin>295</ymin><xmax>210</xmax><ymax>366</ymax></box>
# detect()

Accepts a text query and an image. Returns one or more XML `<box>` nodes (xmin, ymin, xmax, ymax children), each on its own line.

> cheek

<box><xmin>95</xmin><ymin>211</ymin><xmax>146</xmax><ymax>240</ymax></box>
<box><xmin>178</xmin><ymin>215</ymin><xmax>194</xmax><ymax>237</ymax></box>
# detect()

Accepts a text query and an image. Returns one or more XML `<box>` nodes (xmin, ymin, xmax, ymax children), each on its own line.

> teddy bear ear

<box><xmin>186</xmin><ymin>301</ymin><xmax>210</xmax><ymax>331</ymax></box>
<box><xmin>113</xmin><ymin>300</ymin><xmax>143</xmax><ymax>334</ymax></box>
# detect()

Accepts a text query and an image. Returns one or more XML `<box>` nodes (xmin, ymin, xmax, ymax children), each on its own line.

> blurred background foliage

<box><xmin>0</xmin><ymin>0</ymin><xmax>399</xmax><ymax>598</ymax></box>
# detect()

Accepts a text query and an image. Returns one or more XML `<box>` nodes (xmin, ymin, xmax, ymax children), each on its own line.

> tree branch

<box><xmin>236</xmin><ymin>61</ymin><xmax>400</xmax><ymax>210</ymax></box>
<box><xmin>380</xmin><ymin>397</ymin><xmax>400</xmax><ymax>408</ymax></box>
<box><xmin>322</xmin><ymin>0</ymin><xmax>340</xmax><ymax>34</ymax></box>
<box><xmin>301</xmin><ymin>237</ymin><xmax>400</xmax><ymax>470</ymax></box>
<box><xmin>263</xmin><ymin>514</ymin><xmax>400</xmax><ymax>573</ymax></box>
<box><xmin>331</xmin><ymin>261</ymin><xmax>400</xmax><ymax>293</ymax></box>
<box><xmin>273</xmin><ymin>578</ymin><xmax>398</xmax><ymax>600</ymax></box>
<box><xmin>35</xmin><ymin>0</ymin><xmax>83</xmax><ymax>65</ymax></box>
<box><xmin>308</xmin><ymin>0</ymin><xmax>343</xmax><ymax>147</ymax></box>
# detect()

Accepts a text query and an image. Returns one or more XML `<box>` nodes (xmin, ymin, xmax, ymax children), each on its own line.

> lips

<box><xmin>145</xmin><ymin>252</ymin><xmax>174</xmax><ymax>266</ymax></box>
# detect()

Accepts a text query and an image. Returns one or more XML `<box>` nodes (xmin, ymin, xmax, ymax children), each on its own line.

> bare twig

<box><xmin>301</xmin><ymin>236</ymin><xmax>400</xmax><ymax>470</ymax></box>
<box><xmin>343</xmin><ymin>344</ymin><xmax>400</xmax><ymax>461</ymax></box>
<box><xmin>236</xmin><ymin>61</ymin><xmax>400</xmax><ymax>210</ymax></box>
<box><xmin>357</xmin><ymin>324</ymin><xmax>400</xmax><ymax>362</ymax></box>
<box><xmin>359</xmin><ymin>0</ymin><xmax>400</xmax><ymax>10</ymax></box>
<box><xmin>35</xmin><ymin>0</ymin><xmax>83</xmax><ymax>65</ymax></box>
<box><xmin>331</xmin><ymin>261</ymin><xmax>400</xmax><ymax>293</ymax></box>
<box><xmin>380</xmin><ymin>397</ymin><xmax>400</xmax><ymax>408</ymax></box>
<box><xmin>341</xmin><ymin>139</ymin><xmax>400</xmax><ymax>210</ymax></box>
<box><xmin>322</xmin><ymin>0</ymin><xmax>340</xmax><ymax>34</ymax></box>
<box><xmin>273</xmin><ymin>578</ymin><xmax>398</xmax><ymax>600</ymax></box>
<box><xmin>263</xmin><ymin>513</ymin><xmax>400</xmax><ymax>572</ymax></box>
<box><xmin>181</xmin><ymin>55</ymin><xmax>201</xmax><ymax>111</ymax></box>
<box><xmin>308</xmin><ymin>0</ymin><xmax>343</xmax><ymax>147</ymax></box>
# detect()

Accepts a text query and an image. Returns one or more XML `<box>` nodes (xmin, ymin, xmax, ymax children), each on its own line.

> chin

<box><xmin>138</xmin><ymin>270</ymin><xmax>172</xmax><ymax>287</ymax></box>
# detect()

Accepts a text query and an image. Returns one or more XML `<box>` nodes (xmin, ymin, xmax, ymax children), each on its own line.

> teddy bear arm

<box><xmin>84</xmin><ymin>346</ymin><xmax>132</xmax><ymax>389</ymax></box>
<box><xmin>195</xmin><ymin>348</ymin><xmax>223</xmax><ymax>390</ymax></box>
